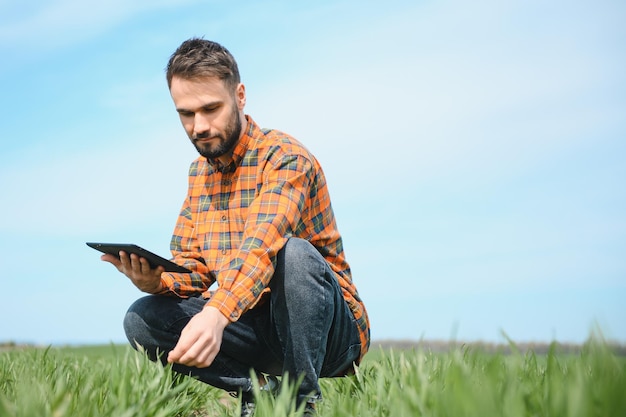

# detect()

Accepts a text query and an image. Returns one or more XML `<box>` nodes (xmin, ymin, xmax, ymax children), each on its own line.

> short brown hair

<box><xmin>166</xmin><ymin>38</ymin><xmax>240</xmax><ymax>90</ymax></box>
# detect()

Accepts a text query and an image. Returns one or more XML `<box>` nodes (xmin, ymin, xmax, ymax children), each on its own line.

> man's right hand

<box><xmin>101</xmin><ymin>251</ymin><xmax>165</xmax><ymax>293</ymax></box>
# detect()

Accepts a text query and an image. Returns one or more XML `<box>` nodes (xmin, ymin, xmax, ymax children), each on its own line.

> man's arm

<box><xmin>206</xmin><ymin>152</ymin><xmax>313</xmax><ymax>321</ymax></box>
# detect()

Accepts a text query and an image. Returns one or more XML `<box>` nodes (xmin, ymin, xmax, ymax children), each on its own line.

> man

<box><xmin>101</xmin><ymin>38</ymin><xmax>370</xmax><ymax>416</ymax></box>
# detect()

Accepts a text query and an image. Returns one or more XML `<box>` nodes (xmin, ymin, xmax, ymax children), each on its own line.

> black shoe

<box><xmin>239</xmin><ymin>375</ymin><xmax>279</xmax><ymax>417</ymax></box>
<box><xmin>303</xmin><ymin>402</ymin><xmax>317</xmax><ymax>416</ymax></box>
<box><xmin>240</xmin><ymin>399</ymin><xmax>256</xmax><ymax>417</ymax></box>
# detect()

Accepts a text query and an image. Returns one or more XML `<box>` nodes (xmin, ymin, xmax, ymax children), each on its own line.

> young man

<box><xmin>101</xmin><ymin>38</ymin><xmax>370</xmax><ymax>416</ymax></box>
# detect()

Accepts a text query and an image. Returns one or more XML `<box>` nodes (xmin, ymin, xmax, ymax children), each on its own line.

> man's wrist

<box><xmin>146</xmin><ymin>278</ymin><xmax>165</xmax><ymax>294</ymax></box>
<box><xmin>201</xmin><ymin>305</ymin><xmax>230</xmax><ymax>329</ymax></box>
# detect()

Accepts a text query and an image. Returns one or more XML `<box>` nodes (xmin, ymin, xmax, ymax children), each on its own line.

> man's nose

<box><xmin>194</xmin><ymin>113</ymin><xmax>211</xmax><ymax>136</ymax></box>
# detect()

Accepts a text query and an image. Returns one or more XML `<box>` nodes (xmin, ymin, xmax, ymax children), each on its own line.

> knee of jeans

<box><xmin>123</xmin><ymin>309</ymin><xmax>145</xmax><ymax>346</ymax></box>
<box><xmin>282</xmin><ymin>238</ymin><xmax>322</xmax><ymax>268</ymax></box>
<box><xmin>277</xmin><ymin>238</ymin><xmax>330</xmax><ymax>297</ymax></box>
<box><xmin>123</xmin><ymin>297</ymin><xmax>157</xmax><ymax>347</ymax></box>
<box><xmin>126</xmin><ymin>295</ymin><xmax>161</xmax><ymax>321</ymax></box>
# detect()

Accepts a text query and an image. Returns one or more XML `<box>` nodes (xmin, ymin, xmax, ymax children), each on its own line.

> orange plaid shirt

<box><xmin>159</xmin><ymin>116</ymin><xmax>370</xmax><ymax>361</ymax></box>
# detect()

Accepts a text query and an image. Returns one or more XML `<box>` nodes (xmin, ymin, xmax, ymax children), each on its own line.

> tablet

<box><xmin>86</xmin><ymin>242</ymin><xmax>191</xmax><ymax>273</ymax></box>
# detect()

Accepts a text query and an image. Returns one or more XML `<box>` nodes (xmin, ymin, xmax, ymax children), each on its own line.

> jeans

<box><xmin>123</xmin><ymin>238</ymin><xmax>361</xmax><ymax>404</ymax></box>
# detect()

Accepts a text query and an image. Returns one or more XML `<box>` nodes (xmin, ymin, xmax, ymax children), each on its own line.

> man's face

<box><xmin>170</xmin><ymin>76</ymin><xmax>246</xmax><ymax>163</ymax></box>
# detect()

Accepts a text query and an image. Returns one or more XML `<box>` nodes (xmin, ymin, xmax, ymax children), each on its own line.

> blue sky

<box><xmin>1</xmin><ymin>0</ymin><xmax>624</xmax><ymax>346</ymax></box>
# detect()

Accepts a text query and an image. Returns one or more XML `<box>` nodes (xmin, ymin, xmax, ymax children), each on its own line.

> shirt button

<box><xmin>221</xmin><ymin>249</ymin><xmax>228</xmax><ymax>255</ymax></box>
<box><xmin>221</xmin><ymin>215</ymin><xmax>227</xmax><ymax>221</ymax></box>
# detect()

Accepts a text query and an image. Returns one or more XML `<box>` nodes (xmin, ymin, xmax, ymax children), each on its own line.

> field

<box><xmin>1</xmin><ymin>337</ymin><xmax>625</xmax><ymax>417</ymax></box>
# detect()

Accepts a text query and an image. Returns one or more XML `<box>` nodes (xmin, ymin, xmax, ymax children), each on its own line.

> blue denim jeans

<box><xmin>123</xmin><ymin>238</ymin><xmax>361</xmax><ymax>404</ymax></box>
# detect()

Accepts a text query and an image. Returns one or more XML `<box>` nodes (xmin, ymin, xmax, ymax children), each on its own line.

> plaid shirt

<box><xmin>159</xmin><ymin>116</ymin><xmax>370</xmax><ymax>361</ymax></box>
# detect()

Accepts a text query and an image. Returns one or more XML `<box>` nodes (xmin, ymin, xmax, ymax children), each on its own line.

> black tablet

<box><xmin>86</xmin><ymin>242</ymin><xmax>191</xmax><ymax>273</ymax></box>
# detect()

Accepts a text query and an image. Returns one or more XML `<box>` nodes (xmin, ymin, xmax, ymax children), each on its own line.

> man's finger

<box><xmin>168</xmin><ymin>336</ymin><xmax>215</xmax><ymax>368</ymax></box>
<box><xmin>180</xmin><ymin>341</ymin><xmax>214</xmax><ymax>367</ymax></box>
<box><xmin>129</xmin><ymin>253</ymin><xmax>142</xmax><ymax>272</ymax></box>
<box><xmin>119</xmin><ymin>251</ymin><xmax>131</xmax><ymax>271</ymax></box>
<box><xmin>100</xmin><ymin>253</ymin><xmax>121</xmax><ymax>268</ymax></box>
<box><xmin>139</xmin><ymin>257</ymin><xmax>150</xmax><ymax>273</ymax></box>
<box><xmin>168</xmin><ymin>331</ymin><xmax>197</xmax><ymax>364</ymax></box>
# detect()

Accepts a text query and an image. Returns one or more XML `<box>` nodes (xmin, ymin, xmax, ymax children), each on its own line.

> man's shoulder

<box><xmin>253</xmin><ymin>125</ymin><xmax>299</xmax><ymax>145</ymax></box>
<box><xmin>250</xmin><ymin>125</ymin><xmax>313</xmax><ymax>161</ymax></box>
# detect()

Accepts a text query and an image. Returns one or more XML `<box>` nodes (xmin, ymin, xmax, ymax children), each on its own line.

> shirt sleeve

<box><xmin>159</xmin><ymin>185</ymin><xmax>216</xmax><ymax>297</ymax></box>
<box><xmin>206</xmin><ymin>152</ymin><xmax>313</xmax><ymax>321</ymax></box>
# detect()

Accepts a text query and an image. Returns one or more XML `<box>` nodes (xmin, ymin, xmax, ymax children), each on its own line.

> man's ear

<box><xmin>236</xmin><ymin>83</ymin><xmax>246</xmax><ymax>109</ymax></box>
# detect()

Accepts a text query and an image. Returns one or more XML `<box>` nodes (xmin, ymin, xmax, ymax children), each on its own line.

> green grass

<box><xmin>1</xmin><ymin>337</ymin><xmax>624</xmax><ymax>416</ymax></box>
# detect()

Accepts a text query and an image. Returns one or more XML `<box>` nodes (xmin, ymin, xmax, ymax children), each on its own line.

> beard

<box><xmin>192</xmin><ymin>106</ymin><xmax>242</xmax><ymax>161</ymax></box>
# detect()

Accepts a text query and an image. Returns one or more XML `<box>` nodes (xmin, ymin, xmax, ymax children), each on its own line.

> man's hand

<box><xmin>101</xmin><ymin>251</ymin><xmax>165</xmax><ymax>293</ymax></box>
<box><xmin>167</xmin><ymin>306</ymin><xmax>229</xmax><ymax>368</ymax></box>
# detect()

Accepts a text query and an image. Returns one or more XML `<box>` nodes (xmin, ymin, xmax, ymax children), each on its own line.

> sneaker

<box><xmin>260</xmin><ymin>375</ymin><xmax>280</xmax><ymax>393</ymax></box>
<box><xmin>303</xmin><ymin>402</ymin><xmax>316</xmax><ymax>416</ymax></box>
<box><xmin>239</xmin><ymin>375</ymin><xmax>279</xmax><ymax>417</ymax></box>
<box><xmin>240</xmin><ymin>399</ymin><xmax>256</xmax><ymax>417</ymax></box>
